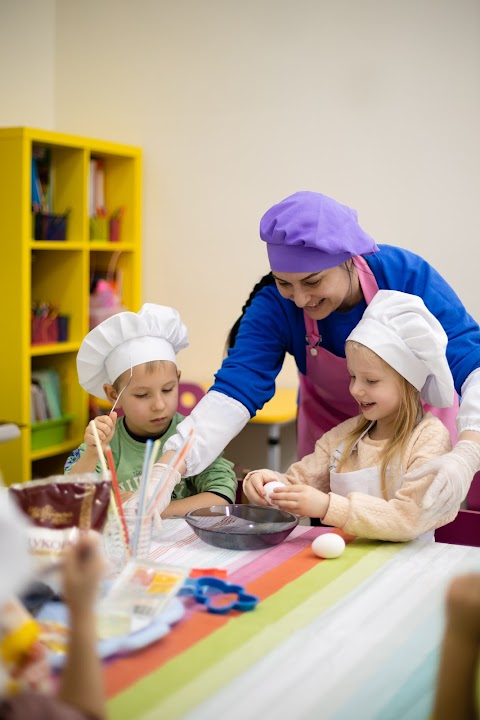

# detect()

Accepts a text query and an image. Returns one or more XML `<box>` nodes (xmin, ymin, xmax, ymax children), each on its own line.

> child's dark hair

<box><xmin>227</xmin><ymin>272</ymin><xmax>276</xmax><ymax>349</ymax></box>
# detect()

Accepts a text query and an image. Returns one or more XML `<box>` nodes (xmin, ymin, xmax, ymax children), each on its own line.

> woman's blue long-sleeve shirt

<box><xmin>212</xmin><ymin>245</ymin><xmax>480</xmax><ymax>417</ymax></box>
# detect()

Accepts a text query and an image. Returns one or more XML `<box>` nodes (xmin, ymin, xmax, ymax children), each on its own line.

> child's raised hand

<box><xmin>242</xmin><ymin>469</ymin><xmax>285</xmax><ymax>506</ymax></box>
<box><xmin>62</xmin><ymin>532</ymin><xmax>105</xmax><ymax>617</ymax></box>
<box><xmin>445</xmin><ymin>573</ymin><xmax>480</xmax><ymax>642</ymax></box>
<box><xmin>84</xmin><ymin>412</ymin><xmax>117</xmax><ymax>452</ymax></box>
<box><xmin>269</xmin><ymin>484</ymin><xmax>329</xmax><ymax>519</ymax></box>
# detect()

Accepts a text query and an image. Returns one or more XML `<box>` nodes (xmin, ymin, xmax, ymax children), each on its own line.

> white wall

<box><xmin>1</xmin><ymin>0</ymin><xmax>479</xmax><ymax>469</ymax></box>
<box><xmin>51</xmin><ymin>0</ymin><xmax>480</xmax><ymax>386</ymax></box>
<box><xmin>0</xmin><ymin>0</ymin><xmax>56</xmax><ymax>128</ymax></box>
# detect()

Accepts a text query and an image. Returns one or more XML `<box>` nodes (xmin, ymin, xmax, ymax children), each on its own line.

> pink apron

<box><xmin>297</xmin><ymin>256</ymin><xmax>459</xmax><ymax>459</ymax></box>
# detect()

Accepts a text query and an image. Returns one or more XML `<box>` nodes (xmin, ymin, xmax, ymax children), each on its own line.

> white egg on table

<box><xmin>311</xmin><ymin>533</ymin><xmax>345</xmax><ymax>559</ymax></box>
<box><xmin>263</xmin><ymin>481</ymin><xmax>285</xmax><ymax>506</ymax></box>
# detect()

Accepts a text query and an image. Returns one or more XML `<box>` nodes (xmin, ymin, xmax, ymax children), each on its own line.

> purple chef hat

<box><xmin>260</xmin><ymin>191</ymin><xmax>379</xmax><ymax>273</ymax></box>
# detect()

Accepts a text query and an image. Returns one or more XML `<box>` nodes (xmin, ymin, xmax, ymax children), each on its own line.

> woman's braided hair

<box><xmin>227</xmin><ymin>272</ymin><xmax>276</xmax><ymax>349</ymax></box>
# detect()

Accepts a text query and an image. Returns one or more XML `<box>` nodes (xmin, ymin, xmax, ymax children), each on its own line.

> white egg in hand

<box><xmin>311</xmin><ymin>533</ymin><xmax>345</xmax><ymax>559</ymax></box>
<box><xmin>263</xmin><ymin>481</ymin><xmax>285</xmax><ymax>506</ymax></box>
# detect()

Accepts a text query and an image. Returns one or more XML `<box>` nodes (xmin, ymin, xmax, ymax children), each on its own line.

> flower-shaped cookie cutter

<box><xmin>180</xmin><ymin>576</ymin><xmax>259</xmax><ymax>615</ymax></box>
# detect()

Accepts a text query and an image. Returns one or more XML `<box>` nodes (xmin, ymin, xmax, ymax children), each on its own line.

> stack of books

<box><xmin>31</xmin><ymin>369</ymin><xmax>62</xmax><ymax>423</ymax></box>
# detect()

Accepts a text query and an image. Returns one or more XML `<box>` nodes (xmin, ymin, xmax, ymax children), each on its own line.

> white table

<box><xmin>105</xmin><ymin>522</ymin><xmax>480</xmax><ymax>719</ymax></box>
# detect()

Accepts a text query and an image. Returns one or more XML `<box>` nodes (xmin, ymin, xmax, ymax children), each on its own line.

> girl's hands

<box><xmin>243</xmin><ymin>470</ymin><xmax>330</xmax><ymax>519</ymax></box>
<box><xmin>84</xmin><ymin>412</ymin><xmax>117</xmax><ymax>453</ymax></box>
<box><xmin>242</xmin><ymin>469</ymin><xmax>286</xmax><ymax>506</ymax></box>
<box><xmin>268</xmin><ymin>484</ymin><xmax>330</xmax><ymax>519</ymax></box>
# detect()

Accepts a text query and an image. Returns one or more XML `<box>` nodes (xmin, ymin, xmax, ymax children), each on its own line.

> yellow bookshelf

<box><xmin>0</xmin><ymin>127</ymin><xmax>142</xmax><ymax>484</ymax></box>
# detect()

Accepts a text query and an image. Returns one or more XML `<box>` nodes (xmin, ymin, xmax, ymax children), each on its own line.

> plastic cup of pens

<box><xmin>89</xmin><ymin>216</ymin><xmax>109</xmax><ymax>241</ymax></box>
<box><xmin>123</xmin><ymin>507</ymin><xmax>155</xmax><ymax>559</ymax></box>
<box><xmin>33</xmin><ymin>210</ymin><xmax>69</xmax><ymax>241</ymax></box>
<box><xmin>102</xmin><ymin>507</ymin><xmax>158</xmax><ymax>581</ymax></box>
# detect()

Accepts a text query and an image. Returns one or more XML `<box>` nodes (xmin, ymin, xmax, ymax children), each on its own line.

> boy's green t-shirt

<box><xmin>65</xmin><ymin>413</ymin><xmax>237</xmax><ymax>502</ymax></box>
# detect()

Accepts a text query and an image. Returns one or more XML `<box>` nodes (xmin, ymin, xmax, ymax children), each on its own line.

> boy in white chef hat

<box><xmin>244</xmin><ymin>290</ymin><xmax>462</xmax><ymax>542</ymax></box>
<box><xmin>65</xmin><ymin>304</ymin><xmax>237</xmax><ymax>517</ymax></box>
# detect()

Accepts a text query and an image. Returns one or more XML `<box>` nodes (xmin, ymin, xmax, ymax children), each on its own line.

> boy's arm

<box><xmin>162</xmin><ymin>492</ymin><xmax>229</xmax><ymax>517</ymax></box>
<box><xmin>65</xmin><ymin>445</ymin><xmax>100</xmax><ymax>475</ymax></box>
<box><xmin>162</xmin><ymin>454</ymin><xmax>237</xmax><ymax>517</ymax></box>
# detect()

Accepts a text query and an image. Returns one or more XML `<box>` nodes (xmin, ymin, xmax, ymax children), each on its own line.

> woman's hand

<box><xmin>269</xmin><ymin>484</ymin><xmax>329</xmax><ymax>519</ymax></box>
<box><xmin>242</xmin><ymin>469</ymin><xmax>285</xmax><ymax>506</ymax></box>
<box><xmin>403</xmin><ymin>439</ymin><xmax>480</xmax><ymax>514</ymax></box>
<box><xmin>123</xmin><ymin>463</ymin><xmax>181</xmax><ymax>530</ymax></box>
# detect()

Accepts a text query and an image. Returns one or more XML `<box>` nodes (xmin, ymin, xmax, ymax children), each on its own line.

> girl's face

<box><xmin>272</xmin><ymin>264</ymin><xmax>361</xmax><ymax>319</ymax></box>
<box><xmin>105</xmin><ymin>361</ymin><xmax>180</xmax><ymax>437</ymax></box>
<box><xmin>345</xmin><ymin>343</ymin><xmax>402</xmax><ymax>435</ymax></box>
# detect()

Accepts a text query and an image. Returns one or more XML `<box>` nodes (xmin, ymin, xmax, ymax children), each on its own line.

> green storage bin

<box><xmin>31</xmin><ymin>414</ymin><xmax>74</xmax><ymax>451</ymax></box>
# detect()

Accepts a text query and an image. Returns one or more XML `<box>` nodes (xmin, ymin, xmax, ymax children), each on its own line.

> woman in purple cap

<box><xmin>162</xmin><ymin>191</ymin><xmax>480</xmax><ymax>517</ymax></box>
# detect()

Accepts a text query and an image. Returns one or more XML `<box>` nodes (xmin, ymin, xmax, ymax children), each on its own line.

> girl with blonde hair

<box><xmin>243</xmin><ymin>290</ymin><xmax>460</xmax><ymax>542</ymax></box>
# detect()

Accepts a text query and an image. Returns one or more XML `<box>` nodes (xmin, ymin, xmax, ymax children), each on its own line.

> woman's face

<box><xmin>272</xmin><ymin>263</ymin><xmax>361</xmax><ymax>319</ymax></box>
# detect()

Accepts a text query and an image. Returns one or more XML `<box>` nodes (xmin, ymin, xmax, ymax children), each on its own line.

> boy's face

<box><xmin>105</xmin><ymin>361</ymin><xmax>180</xmax><ymax>437</ymax></box>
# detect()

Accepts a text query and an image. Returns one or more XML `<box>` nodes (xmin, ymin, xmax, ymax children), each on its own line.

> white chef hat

<box><xmin>347</xmin><ymin>290</ymin><xmax>455</xmax><ymax>408</ymax></box>
<box><xmin>77</xmin><ymin>304</ymin><xmax>189</xmax><ymax>399</ymax></box>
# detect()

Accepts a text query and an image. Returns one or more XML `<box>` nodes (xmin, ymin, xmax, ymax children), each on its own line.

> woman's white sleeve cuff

<box><xmin>457</xmin><ymin>368</ymin><xmax>480</xmax><ymax>434</ymax></box>
<box><xmin>163</xmin><ymin>391</ymin><xmax>250</xmax><ymax>476</ymax></box>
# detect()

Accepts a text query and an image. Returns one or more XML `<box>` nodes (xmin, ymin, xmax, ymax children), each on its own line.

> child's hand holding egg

<box><xmin>263</xmin><ymin>481</ymin><xmax>285</xmax><ymax>506</ymax></box>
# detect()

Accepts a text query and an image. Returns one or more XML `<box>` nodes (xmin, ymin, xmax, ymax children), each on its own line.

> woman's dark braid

<box><xmin>227</xmin><ymin>272</ymin><xmax>276</xmax><ymax>348</ymax></box>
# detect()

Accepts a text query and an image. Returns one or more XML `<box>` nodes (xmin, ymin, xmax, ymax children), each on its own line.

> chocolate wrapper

<box><xmin>9</xmin><ymin>473</ymin><xmax>111</xmax><ymax>531</ymax></box>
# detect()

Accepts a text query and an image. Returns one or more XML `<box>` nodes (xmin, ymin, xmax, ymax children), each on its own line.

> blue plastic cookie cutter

<box><xmin>180</xmin><ymin>576</ymin><xmax>259</xmax><ymax>615</ymax></box>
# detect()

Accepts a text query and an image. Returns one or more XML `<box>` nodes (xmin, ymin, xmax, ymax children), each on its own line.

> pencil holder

<box><xmin>31</xmin><ymin>314</ymin><xmax>69</xmax><ymax>345</ymax></box>
<box><xmin>109</xmin><ymin>217</ymin><xmax>121</xmax><ymax>242</ymax></box>
<box><xmin>89</xmin><ymin>216</ymin><xmax>109</xmax><ymax>241</ymax></box>
<box><xmin>57</xmin><ymin>314</ymin><xmax>69</xmax><ymax>342</ymax></box>
<box><xmin>33</xmin><ymin>211</ymin><xmax>68</xmax><ymax>241</ymax></box>
<box><xmin>124</xmin><ymin>507</ymin><xmax>154</xmax><ymax>559</ymax></box>
<box><xmin>31</xmin><ymin>315</ymin><xmax>58</xmax><ymax>344</ymax></box>
<box><xmin>102</xmin><ymin>505</ymin><xmax>131</xmax><ymax>577</ymax></box>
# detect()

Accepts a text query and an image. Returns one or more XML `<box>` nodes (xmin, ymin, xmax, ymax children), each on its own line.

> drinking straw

<box><xmin>89</xmin><ymin>420</ymin><xmax>125</xmax><ymax>548</ymax></box>
<box><xmin>145</xmin><ymin>429</ymin><xmax>195</xmax><ymax>522</ymax></box>
<box><xmin>146</xmin><ymin>438</ymin><xmax>162</xmax><ymax>488</ymax></box>
<box><xmin>89</xmin><ymin>419</ymin><xmax>108</xmax><ymax>477</ymax></box>
<box><xmin>131</xmin><ymin>438</ymin><xmax>154</xmax><ymax>557</ymax></box>
<box><xmin>105</xmin><ymin>445</ymin><xmax>130</xmax><ymax>551</ymax></box>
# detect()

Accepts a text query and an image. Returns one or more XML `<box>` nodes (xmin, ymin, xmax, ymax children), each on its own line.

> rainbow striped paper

<box><xmin>106</xmin><ymin>521</ymin><xmax>480</xmax><ymax>720</ymax></box>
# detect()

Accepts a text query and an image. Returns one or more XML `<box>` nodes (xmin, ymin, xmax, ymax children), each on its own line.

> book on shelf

<box><xmin>31</xmin><ymin>381</ymin><xmax>48</xmax><ymax>422</ymax></box>
<box><xmin>31</xmin><ymin>369</ymin><xmax>63</xmax><ymax>422</ymax></box>
<box><xmin>31</xmin><ymin>146</ymin><xmax>52</xmax><ymax>212</ymax></box>
<box><xmin>89</xmin><ymin>157</ymin><xmax>105</xmax><ymax>217</ymax></box>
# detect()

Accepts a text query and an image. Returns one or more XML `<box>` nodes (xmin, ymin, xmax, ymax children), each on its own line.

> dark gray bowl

<box><xmin>185</xmin><ymin>504</ymin><xmax>299</xmax><ymax>550</ymax></box>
